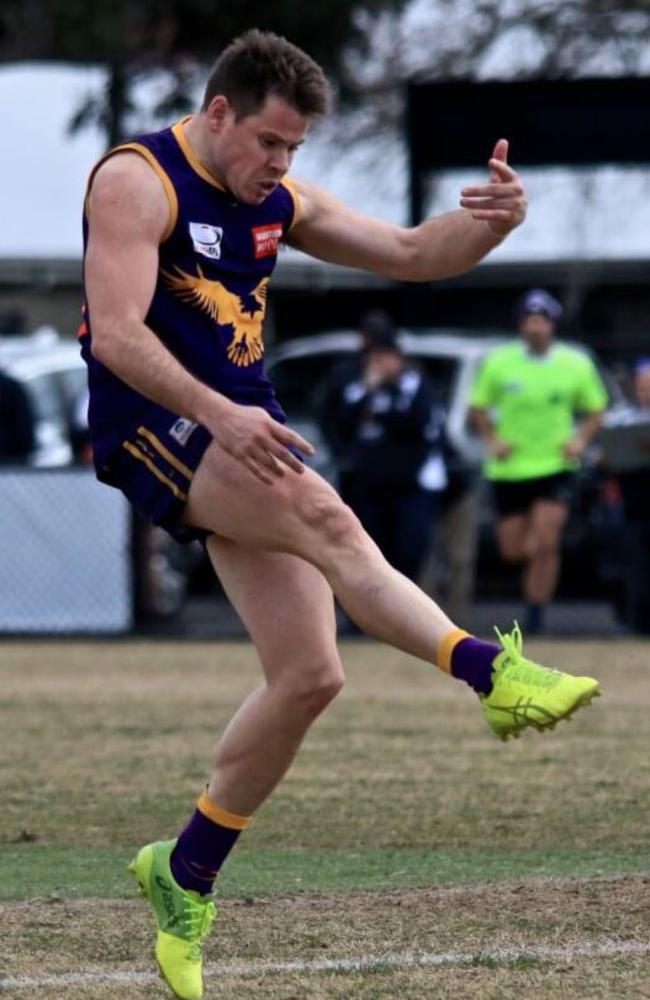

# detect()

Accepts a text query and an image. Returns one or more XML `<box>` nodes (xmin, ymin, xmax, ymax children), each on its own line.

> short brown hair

<box><xmin>202</xmin><ymin>29</ymin><xmax>331</xmax><ymax>120</ymax></box>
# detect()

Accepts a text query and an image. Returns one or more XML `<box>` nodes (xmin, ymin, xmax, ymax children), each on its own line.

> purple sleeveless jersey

<box><xmin>80</xmin><ymin>118</ymin><xmax>297</xmax><ymax>472</ymax></box>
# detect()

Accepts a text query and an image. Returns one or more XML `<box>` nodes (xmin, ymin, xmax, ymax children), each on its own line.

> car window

<box><xmin>58</xmin><ymin>366</ymin><xmax>88</xmax><ymax>405</ymax></box>
<box><xmin>410</xmin><ymin>354</ymin><xmax>459</xmax><ymax>407</ymax></box>
<box><xmin>23</xmin><ymin>373</ymin><xmax>62</xmax><ymax>423</ymax></box>
<box><xmin>270</xmin><ymin>350</ymin><xmax>462</xmax><ymax>416</ymax></box>
<box><xmin>269</xmin><ymin>351</ymin><xmax>355</xmax><ymax>418</ymax></box>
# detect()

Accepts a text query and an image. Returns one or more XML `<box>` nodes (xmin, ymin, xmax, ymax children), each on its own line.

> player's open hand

<box><xmin>210</xmin><ymin>399</ymin><xmax>314</xmax><ymax>485</ymax></box>
<box><xmin>460</xmin><ymin>139</ymin><xmax>527</xmax><ymax>237</ymax></box>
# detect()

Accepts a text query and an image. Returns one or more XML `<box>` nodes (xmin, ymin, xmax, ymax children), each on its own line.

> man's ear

<box><xmin>204</xmin><ymin>95</ymin><xmax>230</xmax><ymax>133</ymax></box>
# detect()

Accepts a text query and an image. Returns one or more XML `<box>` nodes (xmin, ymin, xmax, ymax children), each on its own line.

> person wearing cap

<box><xmin>469</xmin><ymin>288</ymin><xmax>608</xmax><ymax>633</ymax></box>
<box><xmin>318</xmin><ymin>309</ymin><xmax>447</xmax><ymax>585</ymax></box>
<box><xmin>318</xmin><ymin>309</ymin><xmax>396</xmax><ymax>488</ymax></box>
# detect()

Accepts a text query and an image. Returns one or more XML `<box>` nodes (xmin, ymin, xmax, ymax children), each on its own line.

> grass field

<box><xmin>1</xmin><ymin>637</ymin><xmax>649</xmax><ymax>998</ymax></box>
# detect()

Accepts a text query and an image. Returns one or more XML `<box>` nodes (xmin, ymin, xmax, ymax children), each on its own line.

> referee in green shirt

<box><xmin>470</xmin><ymin>288</ymin><xmax>608</xmax><ymax>634</ymax></box>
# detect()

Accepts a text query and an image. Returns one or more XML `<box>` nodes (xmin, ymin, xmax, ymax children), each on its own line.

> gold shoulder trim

<box><xmin>85</xmin><ymin>142</ymin><xmax>179</xmax><ymax>242</ymax></box>
<box><xmin>171</xmin><ymin>120</ymin><xmax>227</xmax><ymax>191</ymax></box>
<box><xmin>281</xmin><ymin>178</ymin><xmax>302</xmax><ymax>231</ymax></box>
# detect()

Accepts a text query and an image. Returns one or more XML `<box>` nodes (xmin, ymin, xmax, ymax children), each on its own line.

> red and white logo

<box><xmin>252</xmin><ymin>223</ymin><xmax>283</xmax><ymax>259</ymax></box>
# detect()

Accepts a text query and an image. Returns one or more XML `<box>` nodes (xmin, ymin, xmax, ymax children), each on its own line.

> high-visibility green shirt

<box><xmin>470</xmin><ymin>342</ymin><xmax>608</xmax><ymax>481</ymax></box>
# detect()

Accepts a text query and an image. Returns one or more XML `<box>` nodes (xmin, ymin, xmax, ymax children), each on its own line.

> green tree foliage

<box><xmin>413</xmin><ymin>0</ymin><xmax>650</xmax><ymax>79</ymax></box>
<box><xmin>2</xmin><ymin>0</ymin><xmax>648</xmax><ymax>146</ymax></box>
<box><xmin>325</xmin><ymin>0</ymin><xmax>650</xmax><ymax>140</ymax></box>
<box><xmin>0</xmin><ymin>0</ymin><xmax>409</xmax><ymax>144</ymax></box>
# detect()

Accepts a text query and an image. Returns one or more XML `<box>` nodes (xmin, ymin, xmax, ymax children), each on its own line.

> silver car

<box><xmin>265</xmin><ymin>328</ymin><xmax>510</xmax><ymax>479</ymax></box>
<box><xmin>0</xmin><ymin>330</ymin><xmax>87</xmax><ymax>467</ymax></box>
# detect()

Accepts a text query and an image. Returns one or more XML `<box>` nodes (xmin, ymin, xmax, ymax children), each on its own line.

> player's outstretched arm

<box><xmin>287</xmin><ymin>139</ymin><xmax>526</xmax><ymax>282</ymax></box>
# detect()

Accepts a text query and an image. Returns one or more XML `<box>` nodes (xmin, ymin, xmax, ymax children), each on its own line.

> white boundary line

<box><xmin>1</xmin><ymin>940</ymin><xmax>649</xmax><ymax>991</ymax></box>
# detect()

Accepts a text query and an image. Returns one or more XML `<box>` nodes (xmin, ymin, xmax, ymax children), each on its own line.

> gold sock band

<box><xmin>437</xmin><ymin>628</ymin><xmax>472</xmax><ymax>673</ymax></box>
<box><xmin>197</xmin><ymin>792</ymin><xmax>251</xmax><ymax>831</ymax></box>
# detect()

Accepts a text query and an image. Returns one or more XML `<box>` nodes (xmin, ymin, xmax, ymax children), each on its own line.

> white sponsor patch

<box><xmin>169</xmin><ymin>418</ymin><xmax>198</xmax><ymax>446</ymax></box>
<box><xmin>189</xmin><ymin>221</ymin><xmax>223</xmax><ymax>260</ymax></box>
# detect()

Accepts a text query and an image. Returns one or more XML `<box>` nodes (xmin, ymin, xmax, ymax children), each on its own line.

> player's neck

<box><xmin>182</xmin><ymin>116</ymin><xmax>228</xmax><ymax>189</ymax></box>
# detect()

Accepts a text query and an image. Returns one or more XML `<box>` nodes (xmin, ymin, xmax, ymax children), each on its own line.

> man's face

<box><xmin>206</xmin><ymin>93</ymin><xmax>310</xmax><ymax>205</ymax></box>
<box><xmin>365</xmin><ymin>347</ymin><xmax>404</xmax><ymax>383</ymax></box>
<box><xmin>519</xmin><ymin>312</ymin><xmax>556</xmax><ymax>354</ymax></box>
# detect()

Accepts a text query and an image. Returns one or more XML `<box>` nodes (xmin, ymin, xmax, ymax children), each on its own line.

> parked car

<box><xmin>266</xmin><ymin>328</ymin><xmax>510</xmax><ymax>481</ymax></box>
<box><xmin>0</xmin><ymin>329</ymin><xmax>87</xmax><ymax>467</ymax></box>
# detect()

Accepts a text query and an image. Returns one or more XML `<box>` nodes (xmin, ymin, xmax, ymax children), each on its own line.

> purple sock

<box><xmin>170</xmin><ymin>807</ymin><xmax>242</xmax><ymax>895</ymax></box>
<box><xmin>450</xmin><ymin>637</ymin><xmax>500</xmax><ymax>695</ymax></box>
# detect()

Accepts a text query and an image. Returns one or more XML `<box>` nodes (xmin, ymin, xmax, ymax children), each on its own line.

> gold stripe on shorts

<box><xmin>122</xmin><ymin>441</ymin><xmax>188</xmax><ymax>501</ymax></box>
<box><xmin>137</xmin><ymin>425</ymin><xmax>194</xmax><ymax>481</ymax></box>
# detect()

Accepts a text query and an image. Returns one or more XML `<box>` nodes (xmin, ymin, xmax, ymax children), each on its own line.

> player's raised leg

<box><xmin>184</xmin><ymin>440</ymin><xmax>601</xmax><ymax>740</ymax></box>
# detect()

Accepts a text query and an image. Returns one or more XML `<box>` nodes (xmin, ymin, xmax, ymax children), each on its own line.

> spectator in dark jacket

<box><xmin>0</xmin><ymin>367</ymin><xmax>35</xmax><ymax>464</ymax></box>
<box><xmin>615</xmin><ymin>359</ymin><xmax>650</xmax><ymax>632</ymax></box>
<box><xmin>319</xmin><ymin>311</ymin><xmax>447</xmax><ymax>582</ymax></box>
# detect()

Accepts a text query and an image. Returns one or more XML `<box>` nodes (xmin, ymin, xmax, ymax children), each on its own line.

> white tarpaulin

<box><xmin>0</xmin><ymin>470</ymin><xmax>131</xmax><ymax>632</ymax></box>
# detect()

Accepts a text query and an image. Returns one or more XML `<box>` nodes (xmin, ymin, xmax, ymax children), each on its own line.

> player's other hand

<box><xmin>210</xmin><ymin>399</ymin><xmax>314</xmax><ymax>485</ymax></box>
<box><xmin>460</xmin><ymin>139</ymin><xmax>527</xmax><ymax>237</ymax></box>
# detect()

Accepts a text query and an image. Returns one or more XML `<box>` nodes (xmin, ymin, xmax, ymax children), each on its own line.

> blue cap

<box><xmin>516</xmin><ymin>288</ymin><xmax>563</xmax><ymax>323</ymax></box>
<box><xmin>359</xmin><ymin>309</ymin><xmax>400</xmax><ymax>351</ymax></box>
<box><xmin>634</xmin><ymin>357</ymin><xmax>650</xmax><ymax>374</ymax></box>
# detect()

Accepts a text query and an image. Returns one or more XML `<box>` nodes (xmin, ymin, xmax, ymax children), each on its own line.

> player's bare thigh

<box><xmin>205</xmin><ymin>535</ymin><xmax>339</xmax><ymax>681</ymax></box>
<box><xmin>182</xmin><ymin>435</ymin><xmax>360</xmax><ymax>557</ymax></box>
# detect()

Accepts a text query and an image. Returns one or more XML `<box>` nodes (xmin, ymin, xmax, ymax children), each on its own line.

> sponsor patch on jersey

<box><xmin>189</xmin><ymin>222</ymin><xmax>223</xmax><ymax>260</ymax></box>
<box><xmin>169</xmin><ymin>417</ymin><xmax>198</xmax><ymax>446</ymax></box>
<box><xmin>252</xmin><ymin>223</ymin><xmax>283</xmax><ymax>259</ymax></box>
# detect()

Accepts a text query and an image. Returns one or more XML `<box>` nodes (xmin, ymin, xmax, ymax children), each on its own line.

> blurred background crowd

<box><xmin>1</xmin><ymin>0</ymin><xmax>650</xmax><ymax>637</ymax></box>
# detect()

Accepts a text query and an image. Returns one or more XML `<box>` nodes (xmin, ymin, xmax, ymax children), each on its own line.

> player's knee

<box><xmin>299</xmin><ymin>495</ymin><xmax>364</xmax><ymax>551</ymax></box>
<box><xmin>287</xmin><ymin>659</ymin><xmax>345</xmax><ymax>718</ymax></box>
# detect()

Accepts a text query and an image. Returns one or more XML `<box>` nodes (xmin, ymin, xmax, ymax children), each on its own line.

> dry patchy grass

<box><xmin>2</xmin><ymin>875</ymin><xmax>649</xmax><ymax>998</ymax></box>
<box><xmin>0</xmin><ymin>638</ymin><xmax>648</xmax><ymax>854</ymax></box>
<box><xmin>0</xmin><ymin>637</ymin><xmax>649</xmax><ymax>998</ymax></box>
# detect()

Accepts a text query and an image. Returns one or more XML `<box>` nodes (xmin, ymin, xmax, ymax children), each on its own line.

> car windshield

<box><xmin>270</xmin><ymin>350</ymin><xmax>460</xmax><ymax>418</ymax></box>
<box><xmin>271</xmin><ymin>352</ymin><xmax>353</xmax><ymax>418</ymax></box>
<box><xmin>58</xmin><ymin>366</ymin><xmax>87</xmax><ymax>406</ymax></box>
<box><xmin>24</xmin><ymin>373</ymin><xmax>61</xmax><ymax>422</ymax></box>
<box><xmin>409</xmin><ymin>354</ymin><xmax>459</xmax><ymax>406</ymax></box>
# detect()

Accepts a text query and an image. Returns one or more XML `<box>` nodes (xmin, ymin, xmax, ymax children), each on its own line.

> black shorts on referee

<box><xmin>490</xmin><ymin>472</ymin><xmax>575</xmax><ymax>518</ymax></box>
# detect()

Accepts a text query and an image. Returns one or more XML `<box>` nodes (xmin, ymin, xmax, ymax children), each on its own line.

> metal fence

<box><xmin>0</xmin><ymin>469</ymin><xmax>132</xmax><ymax>633</ymax></box>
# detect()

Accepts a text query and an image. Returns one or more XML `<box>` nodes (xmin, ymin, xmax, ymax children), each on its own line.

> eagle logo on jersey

<box><xmin>161</xmin><ymin>264</ymin><xmax>268</xmax><ymax>367</ymax></box>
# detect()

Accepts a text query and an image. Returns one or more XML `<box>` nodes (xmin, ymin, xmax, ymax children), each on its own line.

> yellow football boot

<box><xmin>128</xmin><ymin>839</ymin><xmax>216</xmax><ymax>999</ymax></box>
<box><xmin>481</xmin><ymin>623</ymin><xmax>601</xmax><ymax>741</ymax></box>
